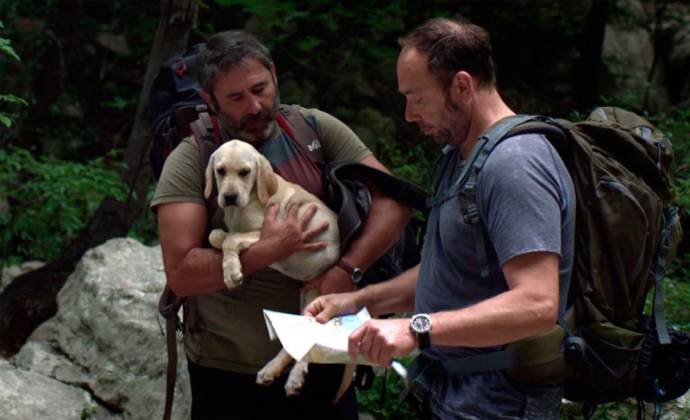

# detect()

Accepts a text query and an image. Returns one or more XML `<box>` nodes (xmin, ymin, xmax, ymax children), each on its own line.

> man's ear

<box><xmin>200</xmin><ymin>89</ymin><xmax>216</xmax><ymax>111</ymax></box>
<box><xmin>452</xmin><ymin>71</ymin><xmax>475</xmax><ymax>105</ymax></box>
<box><xmin>270</xmin><ymin>63</ymin><xmax>278</xmax><ymax>88</ymax></box>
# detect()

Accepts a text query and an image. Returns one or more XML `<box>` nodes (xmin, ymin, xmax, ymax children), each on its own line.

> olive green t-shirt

<box><xmin>151</xmin><ymin>105</ymin><xmax>371</xmax><ymax>373</ymax></box>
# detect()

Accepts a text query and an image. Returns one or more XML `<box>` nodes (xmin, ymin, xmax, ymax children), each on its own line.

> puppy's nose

<box><xmin>223</xmin><ymin>193</ymin><xmax>238</xmax><ymax>206</ymax></box>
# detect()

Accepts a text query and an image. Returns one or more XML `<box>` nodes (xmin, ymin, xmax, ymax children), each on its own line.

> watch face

<box><xmin>351</xmin><ymin>267</ymin><xmax>364</xmax><ymax>283</ymax></box>
<box><xmin>411</xmin><ymin>314</ymin><xmax>431</xmax><ymax>333</ymax></box>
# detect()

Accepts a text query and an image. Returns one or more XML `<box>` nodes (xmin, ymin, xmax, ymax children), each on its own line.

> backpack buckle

<box><xmin>174</xmin><ymin>57</ymin><xmax>187</xmax><ymax>77</ymax></box>
<box><xmin>464</xmin><ymin>203</ymin><xmax>481</xmax><ymax>225</ymax></box>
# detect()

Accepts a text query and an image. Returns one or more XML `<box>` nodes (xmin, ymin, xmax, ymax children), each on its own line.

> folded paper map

<box><xmin>262</xmin><ymin>308</ymin><xmax>378</xmax><ymax>365</ymax></box>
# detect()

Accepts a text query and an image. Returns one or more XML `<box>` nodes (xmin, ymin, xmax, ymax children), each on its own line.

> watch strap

<box><xmin>336</xmin><ymin>259</ymin><xmax>363</xmax><ymax>284</ymax></box>
<box><xmin>336</xmin><ymin>259</ymin><xmax>356</xmax><ymax>275</ymax></box>
<box><xmin>417</xmin><ymin>330</ymin><xmax>430</xmax><ymax>349</ymax></box>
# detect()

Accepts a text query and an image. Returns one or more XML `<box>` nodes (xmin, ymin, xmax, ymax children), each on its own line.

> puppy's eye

<box><xmin>238</xmin><ymin>169</ymin><xmax>251</xmax><ymax>177</ymax></box>
<box><xmin>216</xmin><ymin>168</ymin><xmax>226</xmax><ymax>177</ymax></box>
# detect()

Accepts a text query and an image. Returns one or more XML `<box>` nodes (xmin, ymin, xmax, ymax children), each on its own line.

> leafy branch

<box><xmin>1</xmin><ymin>20</ymin><xmax>26</xmax><ymax>128</ymax></box>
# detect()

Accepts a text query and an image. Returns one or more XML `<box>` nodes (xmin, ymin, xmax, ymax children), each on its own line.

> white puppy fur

<box><xmin>204</xmin><ymin>140</ymin><xmax>352</xmax><ymax>399</ymax></box>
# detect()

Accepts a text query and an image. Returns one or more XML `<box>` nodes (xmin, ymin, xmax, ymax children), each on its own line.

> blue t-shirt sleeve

<box><xmin>476</xmin><ymin>134</ymin><xmax>566</xmax><ymax>266</ymax></box>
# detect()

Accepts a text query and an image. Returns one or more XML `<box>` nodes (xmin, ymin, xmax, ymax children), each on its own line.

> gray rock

<box><xmin>5</xmin><ymin>238</ymin><xmax>190</xmax><ymax>420</ymax></box>
<box><xmin>602</xmin><ymin>7</ymin><xmax>670</xmax><ymax>110</ymax></box>
<box><xmin>0</xmin><ymin>359</ymin><xmax>117</xmax><ymax>420</ymax></box>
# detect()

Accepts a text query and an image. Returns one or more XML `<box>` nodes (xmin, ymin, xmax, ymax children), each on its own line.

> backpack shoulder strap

<box><xmin>425</xmin><ymin>115</ymin><xmax>546</xmax><ymax>209</ymax></box>
<box><xmin>276</xmin><ymin>104</ymin><xmax>325</xmax><ymax>165</ymax></box>
<box><xmin>160</xmin><ymin>109</ymin><xmax>220</xmax><ymax>420</ymax></box>
<box><xmin>187</xmin><ymin>106</ymin><xmax>221</xmax><ymax>238</ymax></box>
<box><xmin>158</xmin><ymin>285</ymin><xmax>182</xmax><ymax>420</ymax></box>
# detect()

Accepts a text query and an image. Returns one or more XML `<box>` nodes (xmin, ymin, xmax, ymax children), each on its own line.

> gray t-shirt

<box><xmin>415</xmin><ymin>133</ymin><xmax>576</xmax><ymax>418</ymax></box>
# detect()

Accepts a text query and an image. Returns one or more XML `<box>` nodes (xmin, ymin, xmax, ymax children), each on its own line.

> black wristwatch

<box><xmin>336</xmin><ymin>259</ymin><xmax>364</xmax><ymax>285</ymax></box>
<box><xmin>410</xmin><ymin>313</ymin><xmax>432</xmax><ymax>350</ymax></box>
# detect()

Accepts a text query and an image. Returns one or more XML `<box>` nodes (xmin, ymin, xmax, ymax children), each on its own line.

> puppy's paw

<box><xmin>208</xmin><ymin>229</ymin><xmax>228</xmax><ymax>249</ymax></box>
<box><xmin>223</xmin><ymin>255</ymin><xmax>244</xmax><ymax>289</ymax></box>
<box><xmin>285</xmin><ymin>361</ymin><xmax>309</xmax><ymax>397</ymax></box>
<box><xmin>256</xmin><ymin>362</ymin><xmax>282</xmax><ymax>386</ymax></box>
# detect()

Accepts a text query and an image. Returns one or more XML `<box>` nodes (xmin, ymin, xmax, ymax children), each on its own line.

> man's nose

<box><xmin>246</xmin><ymin>95</ymin><xmax>262</xmax><ymax>115</ymax></box>
<box><xmin>404</xmin><ymin>102</ymin><xmax>417</xmax><ymax>123</ymax></box>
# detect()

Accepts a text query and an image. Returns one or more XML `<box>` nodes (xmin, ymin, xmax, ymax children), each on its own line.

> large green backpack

<box><xmin>433</xmin><ymin>107</ymin><xmax>688</xmax><ymax>408</ymax></box>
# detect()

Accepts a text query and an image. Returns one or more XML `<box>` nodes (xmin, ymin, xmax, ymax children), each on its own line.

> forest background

<box><xmin>0</xmin><ymin>0</ymin><xmax>689</xmax><ymax>418</ymax></box>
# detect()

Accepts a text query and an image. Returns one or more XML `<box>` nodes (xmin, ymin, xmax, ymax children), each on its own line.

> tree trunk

<box><xmin>0</xmin><ymin>0</ymin><xmax>198</xmax><ymax>358</ymax></box>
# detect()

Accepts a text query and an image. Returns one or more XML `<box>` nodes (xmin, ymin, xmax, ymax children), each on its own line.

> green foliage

<box><xmin>664</xmin><ymin>276</ymin><xmax>690</xmax><ymax>330</ymax></box>
<box><xmin>0</xmin><ymin>92</ymin><xmax>29</xmax><ymax>129</ymax></box>
<box><xmin>657</xmin><ymin>108</ymin><xmax>690</xmax><ymax>207</ymax></box>
<box><xmin>101</xmin><ymin>95</ymin><xmax>137</xmax><ymax>111</ymax></box>
<box><xmin>657</xmin><ymin>108</ymin><xmax>690</xmax><ymax>324</ymax></box>
<box><xmin>0</xmin><ymin>20</ymin><xmax>26</xmax><ymax>128</ymax></box>
<box><xmin>0</xmin><ymin>20</ymin><xmax>19</xmax><ymax>60</ymax></box>
<box><xmin>357</xmin><ymin>363</ymin><xmax>419</xmax><ymax>420</ymax></box>
<box><xmin>127</xmin><ymin>184</ymin><xmax>159</xmax><ymax>245</ymax></box>
<box><xmin>0</xmin><ymin>147</ymin><xmax>128</xmax><ymax>266</ymax></box>
<box><xmin>80</xmin><ymin>404</ymin><xmax>94</xmax><ymax>420</ymax></box>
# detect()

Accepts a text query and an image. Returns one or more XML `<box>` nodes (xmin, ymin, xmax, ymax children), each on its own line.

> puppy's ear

<box><xmin>204</xmin><ymin>151</ymin><xmax>216</xmax><ymax>199</ymax></box>
<box><xmin>256</xmin><ymin>154</ymin><xmax>278</xmax><ymax>206</ymax></box>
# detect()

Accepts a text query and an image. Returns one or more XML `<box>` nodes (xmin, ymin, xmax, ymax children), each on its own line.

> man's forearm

<box><xmin>427</xmin><ymin>288</ymin><xmax>555</xmax><ymax>348</ymax></box>
<box><xmin>167</xmin><ymin>239</ymin><xmax>283</xmax><ymax>296</ymax></box>
<box><xmin>357</xmin><ymin>265</ymin><xmax>418</xmax><ymax>317</ymax></box>
<box><xmin>165</xmin><ymin>246</ymin><xmax>225</xmax><ymax>296</ymax></box>
<box><xmin>238</xmin><ymin>236</ymin><xmax>285</xmax><ymax>276</ymax></box>
<box><xmin>428</xmin><ymin>252</ymin><xmax>560</xmax><ymax>348</ymax></box>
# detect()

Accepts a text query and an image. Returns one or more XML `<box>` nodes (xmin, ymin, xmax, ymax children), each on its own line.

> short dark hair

<box><xmin>197</xmin><ymin>30</ymin><xmax>273</xmax><ymax>93</ymax></box>
<box><xmin>399</xmin><ymin>18</ymin><xmax>496</xmax><ymax>89</ymax></box>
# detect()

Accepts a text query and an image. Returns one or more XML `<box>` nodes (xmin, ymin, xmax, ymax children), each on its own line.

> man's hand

<box><xmin>302</xmin><ymin>265</ymin><xmax>358</xmax><ymax>295</ymax></box>
<box><xmin>260</xmin><ymin>203</ymin><xmax>329</xmax><ymax>260</ymax></box>
<box><xmin>348</xmin><ymin>319</ymin><xmax>416</xmax><ymax>366</ymax></box>
<box><xmin>303</xmin><ymin>291</ymin><xmax>361</xmax><ymax>324</ymax></box>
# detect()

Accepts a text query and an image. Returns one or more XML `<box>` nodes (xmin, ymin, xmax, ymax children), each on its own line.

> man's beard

<box><xmin>433</xmin><ymin>96</ymin><xmax>469</xmax><ymax>147</ymax></box>
<box><xmin>216</xmin><ymin>90</ymin><xmax>280</xmax><ymax>143</ymax></box>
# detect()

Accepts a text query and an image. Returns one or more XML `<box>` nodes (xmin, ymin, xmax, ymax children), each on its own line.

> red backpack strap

<box><xmin>276</xmin><ymin>104</ymin><xmax>325</xmax><ymax>165</ymax></box>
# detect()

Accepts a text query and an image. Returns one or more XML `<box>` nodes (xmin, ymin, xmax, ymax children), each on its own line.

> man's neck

<box><xmin>459</xmin><ymin>90</ymin><xmax>514</xmax><ymax>159</ymax></box>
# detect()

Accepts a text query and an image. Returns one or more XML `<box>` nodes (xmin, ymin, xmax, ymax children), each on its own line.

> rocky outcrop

<box><xmin>601</xmin><ymin>0</ymin><xmax>690</xmax><ymax>111</ymax></box>
<box><xmin>1</xmin><ymin>238</ymin><xmax>190</xmax><ymax>420</ymax></box>
<box><xmin>0</xmin><ymin>359</ymin><xmax>118</xmax><ymax>420</ymax></box>
<box><xmin>602</xmin><ymin>0</ymin><xmax>669</xmax><ymax>110</ymax></box>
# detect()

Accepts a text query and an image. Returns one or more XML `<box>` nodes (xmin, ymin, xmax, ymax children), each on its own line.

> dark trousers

<box><xmin>187</xmin><ymin>359</ymin><xmax>358</xmax><ymax>420</ymax></box>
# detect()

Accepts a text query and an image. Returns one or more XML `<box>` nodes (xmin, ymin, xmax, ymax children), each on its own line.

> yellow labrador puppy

<box><xmin>204</xmin><ymin>140</ymin><xmax>351</xmax><ymax>398</ymax></box>
<box><xmin>205</xmin><ymin>140</ymin><xmax>340</xmax><ymax>287</ymax></box>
